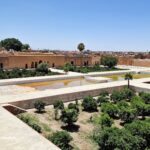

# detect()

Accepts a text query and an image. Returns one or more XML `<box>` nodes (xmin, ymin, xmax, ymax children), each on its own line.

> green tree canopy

<box><xmin>94</xmin><ymin>127</ymin><xmax>145</xmax><ymax>150</ymax></box>
<box><xmin>61</xmin><ymin>108</ymin><xmax>78</xmax><ymax>126</ymax></box>
<box><xmin>124</xmin><ymin>73</ymin><xmax>133</xmax><ymax>88</ymax></box>
<box><xmin>82</xmin><ymin>96</ymin><xmax>97</xmax><ymax>112</ymax></box>
<box><xmin>36</xmin><ymin>63</ymin><xmax>49</xmax><ymax>74</ymax></box>
<box><xmin>0</xmin><ymin>38</ymin><xmax>23</xmax><ymax>51</ymax></box>
<box><xmin>22</xmin><ymin>44</ymin><xmax>30</xmax><ymax>50</ymax></box>
<box><xmin>34</xmin><ymin>100</ymin><xmax>45</xmax><ymax>113</ymax></box>
<box><xmin>125</xmin><ymin>119</ymin><xmax>150</xmax><ymax>147</ymax></box>
<box><xmin>48</xmin><ymin>131</ymin><xmax>73</xmax><ymax>150</ymax></box>
<box><xmin>101</xmin><ymin>103</ymin><xmax>118</xmax><ymax>118</ymax></box>
<box><xmin>100</xmin><ymin>113</ymin><xmax>113</xmax><ymax>128</ymax></box>
<box><xmin>77</xmin><ymin>43</ymin><xmax>85</xmax><ymax>52</ymax></box>
<box><xmin>101</xmin><ymin>55</ymin><xmax>118</xmax><ymax>68</ymax></box>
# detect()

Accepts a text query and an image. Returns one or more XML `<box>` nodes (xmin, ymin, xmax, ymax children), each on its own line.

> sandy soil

<box><xmin>27</xmin><ymin>102</ymin><xmax>99</xmax><ymax>150</ymax></box>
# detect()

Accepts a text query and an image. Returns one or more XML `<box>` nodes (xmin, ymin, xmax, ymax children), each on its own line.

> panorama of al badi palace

<box><xmin>0</xmin><ymin>38</ymin><xmax>150</xmax><ymax>150</ymax></box>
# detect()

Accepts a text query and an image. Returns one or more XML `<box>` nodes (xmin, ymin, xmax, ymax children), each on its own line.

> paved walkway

<box><xmin>0</xmin><ymin>106</ymin><xmax>60</xmax><ymax>150</ymax></box>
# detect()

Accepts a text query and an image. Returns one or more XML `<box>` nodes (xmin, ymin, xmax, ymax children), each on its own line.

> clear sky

<box><xmin>0</xmin><ymin>0</ymin><xmax>150</xmax><ymax>51</ymax></box>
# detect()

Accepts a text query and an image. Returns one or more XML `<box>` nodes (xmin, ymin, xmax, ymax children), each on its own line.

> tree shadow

<box><xmin>61</xmin><ymin>124</ymin><xmax>80</xmax><ymax>132</ymax></box>
<box><xmin>34</xmin><ymin>110</ymin><xmax>46</xmax><ymax>114</ymax></box>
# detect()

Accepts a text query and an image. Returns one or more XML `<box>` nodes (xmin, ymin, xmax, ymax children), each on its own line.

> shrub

<box><xmin>99</xmin><ymin>90</ymin><xmax>109</xmax><ymax>97</ymax></box>
<box><xmin>140</xmin><ymin>92</ymin><xmax>150</xmax><ymax>104</ymax></box>
<box><xmin>122</xmin><ymin>87</ymin><xmax>135</xmax><ymax>100</ymax></box>
<box><xmin>100</xmin><ymin>113</ymin><xmax>113</xmax><ymax>128</ymax></box>
<box><xmin>31</xmin><ymin>123</ymin><xmax>42</xmax><ymax>133</ymax></box>
<box><xmin>117</xmin><ymin>100</ymin><xmax>130</xmax><ymax>110</ymax></box>
<box><xmin>61</xmin><ymin>108</ymin><xmax>78</xmax><ymax>126</ymax></box>
<box><xmin>111</xmin><ymin>88</ymin><xmax>135</xmax><ymax>103</ymax></box>
<box><xmin>18</xmin><ymin>114</ymin><xmax>41</xmax><ymax>133</ymax></box>
<box><xmin>34</xmin><ymin>100</ymin><xmax>45</xmax><ymax>113</ymax></box>
<box><xmin>119</xmin><ymin>108</ymin><xmax>137</xmax><ymax>123</ymax></box>
<box><xmin>80</xmin><ymin>67</ymin><xmax>89</xmax><ymax>73</ymax></box>
<box><xmin>68</xmin><ymin>103</ymin><xmax>79</xmax><ymax>112</ymax></box>
<box><xmin>53</xmin><ymin>100</ymin><xmax>64</xmax><ymax>110</ymax></box>
<box><xmin>125</xmin><ymin>119</ymin><xmax>150</xmax><ymax>147</ymax></box>
<box><xmin>82</xmin><ymin>96</ymin><xmax>97</xmax><ymax>112</ymax></box>
<box><xmin>97</xmin><ymin>96</ymin><xmax>109</xmax><ymax>106</ymax></box>
<box><xmin>101</xmin><ymin>103</ymin><xmax>118</xmax><ymax>118</ymax></box>
<box><xmin>101</xmin><ymin>55</ymin><xmax>118</xmax><ymax>68</ymax></box>
<box><xmin>63</xmin><ymin>63</ymin><xmax>75</xmax><ymax>72</ymax></box>
<box><xmin>131</xmin><ymin>96</ymin><xmax>148</xmax><ymax>118</ymax></box>
<box><xmin>111</xmin><ymin>90</ymin><xmax>125</xmax><ymax>103</ymax></box>
<box><xmin>48</xmin><ymin>131</ymin><xmax>73</xmax><ymax>150</ymax></box>
<box><xmin>36</xmin><ymin>63</ymin><xmax>49</xmax><ymax>74</ymax></box>
<box><xmin>94</xmin><ymin>127</ymin><xmax>146</xmax><ymax>150</ymax></box>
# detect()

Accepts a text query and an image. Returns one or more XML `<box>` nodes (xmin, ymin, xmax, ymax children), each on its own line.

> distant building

<box><xmin>0</xmin><ymin>50</ymin><xmax>149</xmax><ymax>69</ymax></box>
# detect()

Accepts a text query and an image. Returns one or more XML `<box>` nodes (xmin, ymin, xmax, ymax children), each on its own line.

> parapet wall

<box><xmin>10</xmin><ymin>85</ymin><xmax>125</xmax><ymax>109</ymax></box>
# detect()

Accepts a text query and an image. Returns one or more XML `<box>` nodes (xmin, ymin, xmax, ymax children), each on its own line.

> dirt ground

<box><xmin>27</xmin><ymin>102</ymin><xmax>99</xmax><ymax>150</ymax></box>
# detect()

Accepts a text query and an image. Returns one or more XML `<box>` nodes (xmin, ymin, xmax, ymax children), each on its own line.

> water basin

<box><xmin>18</xmin><ymin>77</ymin><xmax>94</xmax><ymax>90</ymax></box>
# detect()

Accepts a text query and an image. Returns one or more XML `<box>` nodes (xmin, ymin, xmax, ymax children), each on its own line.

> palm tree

<box><xmin>124</xmin><ymin>73</ymin><xmax>133</xmax><ymax>88</ymax></box>
<box><xmin>77</xmin><ymin>43</ymin><xmax>85</xmax><ymax>66</ymax></box>
<box><xmin>77</xmin><ymin>43</ymin><xmax>85</xmax><ymax>53</ymax></box>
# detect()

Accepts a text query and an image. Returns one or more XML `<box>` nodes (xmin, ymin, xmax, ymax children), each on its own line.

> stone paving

<box><xmin>0</xmin><ymin>106</ymin><xmax>60</xmax><ymax>150</ymax></box>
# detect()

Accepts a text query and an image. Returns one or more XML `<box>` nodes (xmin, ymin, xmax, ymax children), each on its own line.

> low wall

<box><xmin>10</xmin><ymin>85</ymin><xmax>125</xmax><ymax>109</ymax></box>
<box><xmin>131</xmin><ymin>85</ymin><xmax>150</xmax><ymax>93</ymax></box>
<box><xmin>3</xmin><ymin>104</ymin><xmax>26</xmax><ymax>115</ymax></box>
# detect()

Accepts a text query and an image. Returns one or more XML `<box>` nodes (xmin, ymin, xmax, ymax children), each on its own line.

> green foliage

<box><xmin>53</xmin><ymin>100</ymin><xmax>64</xmax><ymax>110</ymax></box>
<box><xmin>122</xmin><ymin>87</ymin><xmax>135</xmax><ymax>100</ymax></box>
<box><xmin>94</xmin><ymin>127</ymin><xmax>146</xmax><ymax>150</ymax></box>
<box><xmin>0</xmin><ymin>38</ymin><xmax>23</xmax><ymax>51</ymax></box>
<box><xmin>117</xmin><ymin>101</ymin><xmax>130</xmax><ymax>110</ymax></box>
<box><xmin>68</xmin><ymin>103</ymin><xmax>79</xmax><ymax>112</ymax></box>
<box><xmin>111</xmin><ymin>88</ymin><xmax>135</xmax><ymax>103</ymax></box>
<box><xmin>125</xmin><ymin>119</ymin><xmax>150</xmax><ymax>147</ymax></box>
<box><xmin>36</xmin><ymin>63</ymin><xmax>49</xmax><ymax>74</ymax></box>
<box><xmin>100</xmin><ymin>113</ymin><xmax>113</xmax><ymax>128</ymax></box>
<box><xmin>119</xmin><ymin>108</ymin><xmax>137</xmax><ymax>123</ymax></box>
<box><xmin>101</xmin><ymin>103</ymin><xmax>118</xmax><ymax>118</ymax></box>
<box><xmin>61</xmin><ymin>108</ymin><xmax>78</xmax><ymax>126</ymax></box>
<box><xmin>64</xmin><ymin>63</ymin><xmax>76</xmax><ymax>72</ymax></box>
<box><xmin>31</xmin><ymin>123</ymin><xmax>42</xmax><ymax>133</ymax></box>
<box><xmin>124</xmin><ymin>73</ymin><xmax>133</xmax><ymax>80</ymax></box>
<box><xmin>82</xmin><ymin>96</ymin><xmax>97</xmax><ymax>112</ymax></box>
<box><xmin>139</xmin><ymin>92</ymin><xmax>150</xmax><ymax>104</ymax></box>
<box><xmin>18</xmin><ymin>114</ymin><xmax>41</xmax><ymax>133</ymax></box>
<box><xmin>22</xmin><ymin>44</ymin><xmax>30</xmax><ymax>50</ymax></box>
<box><xmin>80</xmin><ymin>67</ymin><xmax>89</xmax><ymax>73</ymax></box>
<box><xmin>0</xmin><ymin>68</ymin><xmax>59</xmax><ymax>79</ymax></box>
<box><xmin>34</xmin><ymin>100</ymin><xmax>45</xmax><ymax>113</ymax></box>
<box><xmin>111</xmin><ymin>90</ymin><xmax>125</xmax><ymax>103</ymax></box>
<box><xmin>48</xmin><ymin>131</ymin><xmax>73</xmax><ymax>150</ymax></box>
<box><xmin>99</xmin><ymin>90</ymin><xmax>109</xmax><ymax>97</ymax></box>
<box><xmin>97</xmin><ymin>96</ymin><xmax>109</xmax><ymax>106</ymax></box>
<box><xmin>124</xmin><ymin>73</ymin><xmax>133</xmax><ymax>88</ymax></box>
<box><xmin>101</xmin><ymin>55</ymin><xmax>118</xmax><ymax>68</ymax></box>
<box><xmin>77</xmin><ymin>43</ymin><xmax>85</xmax><ymax>52</ymax></box>
<box><xmin>131</xmin><ymin>96</ymin><xmax>148</xmax><ymax>117</ymax></box>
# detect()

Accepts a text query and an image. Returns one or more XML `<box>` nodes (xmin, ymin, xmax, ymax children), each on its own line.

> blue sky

<box><xmin>0</xmin><ymin>0</ymin><xmax>150</xmax><ymax>51</ymax></box>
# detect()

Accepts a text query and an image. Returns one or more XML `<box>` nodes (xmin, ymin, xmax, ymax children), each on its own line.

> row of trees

<box><xmin>93</xmin><ymin>119</ymin><xmax>150</xmax><ymax>150</ymax></box>
<box><xmin>0</xmin><ymin>63</ymin><xmax>59</xmax><ymax>79</ymax></box>
<box><xmin>92</xmin><ymin>90</ymin><xmax>150</xmax><ymax>149</ymax></box>
<box><xmin>32</xmin><ymin>88</ymin><xmax>150</xmax><ymax>150</ymax></box>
